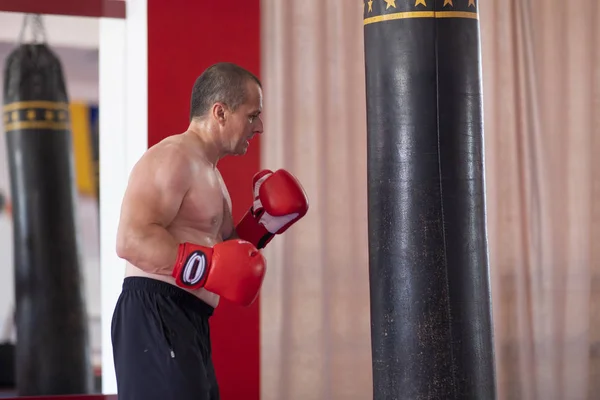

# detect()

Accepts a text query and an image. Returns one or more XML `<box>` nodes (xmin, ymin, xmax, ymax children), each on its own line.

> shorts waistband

<box><xmin>122</xmin><ymin>277</ymin><xmax>214</xmax><ymax>317</ymax></box>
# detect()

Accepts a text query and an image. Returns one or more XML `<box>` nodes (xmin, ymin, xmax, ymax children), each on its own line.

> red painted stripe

<box><xmin>0</xmin><ymin>0</ymin><xmax>125</xmax><ymax>18</ymax></box>
<box><xmin>147</xmin><ymin>1</ymin><xmax>261</xmax><ymax>400</ymax></box>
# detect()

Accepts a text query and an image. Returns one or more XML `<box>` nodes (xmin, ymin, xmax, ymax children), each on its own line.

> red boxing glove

<box><xmin>172</xmin><ymin>240</ymin><xmax>266</xmax><ymax>306</ymax></box>
<box><xmin>236</xmin><ymin>169</ymin><xmax>309</xmax><ymax>249</ymax></box>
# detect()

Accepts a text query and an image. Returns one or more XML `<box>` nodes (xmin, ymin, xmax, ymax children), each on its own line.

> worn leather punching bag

<box><xmin>363</xmin><ymin>1</ymin><xmax>496</xmax><ymax>399</ymax></box>
<box><xmin>2</xmin><ymin>16</ymin><xmax>92</xmax><ymax>396</ymax></box>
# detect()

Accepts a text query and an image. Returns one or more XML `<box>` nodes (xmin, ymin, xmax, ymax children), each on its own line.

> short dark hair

<box><xmin>189</xmin><ymin>62</ymin><xmax>261</xmax><ymax>121</ymax></box>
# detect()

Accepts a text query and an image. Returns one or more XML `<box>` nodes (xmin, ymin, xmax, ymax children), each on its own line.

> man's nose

<box><xmin>255</xmin><ymin>118</ymin><xmax>264</xmax><ymax>134</ymax></box>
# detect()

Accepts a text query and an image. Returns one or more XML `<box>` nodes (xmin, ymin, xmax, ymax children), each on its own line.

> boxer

<box><xmin>111</xmin><ymin>62</ymin><xmax>308</xmax><ymax>400</ymax></box>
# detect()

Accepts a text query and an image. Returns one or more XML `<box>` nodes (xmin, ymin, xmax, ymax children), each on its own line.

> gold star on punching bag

<box><xmin>368</xmin><ymin>0</ymin><xmax>373</xmax><ymax>12</ymax></box>
<box><xmin>443</xmin><ymin>0</ymin><xmax>453</xmax><ymax>6</ymax></box>
<box><xmin>415</xmin><ymin>0</ymin><xmax>427</xmax><ymax>6</ymax></box>
<box><xmin>468</xmin><ymin>0</ymin><xmax>475</xmax><ymax>6</ymax></box>
<box><xmin>384</xmin><ymin>0</ymin><xmax>396</xmax><ymax>9</ymax></box>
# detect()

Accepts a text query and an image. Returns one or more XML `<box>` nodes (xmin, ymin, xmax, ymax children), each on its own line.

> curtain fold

<box><xmin>260</xmin><ymin>0</ymin><xmax>598</xmax><ymax>398</ymax></box>
<box><xmin>589</xmin><ymin>4</ymin><xmax>600</xmax><ymax>399</ymax></box>
<box><xmin>260</xmin><ymin>2</ymin><xmax>371</xmax><ymax>400</ymax></box>
<box><xmin>482</xmin><ymin>0</ymin><xmax>597</xmax><ymax>398</ymax></box>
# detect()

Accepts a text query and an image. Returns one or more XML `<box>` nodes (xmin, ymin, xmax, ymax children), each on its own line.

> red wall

<box><xmin>147</xmin><ymin>1</ymin><xmax>261</xmax><ymax>399</ymax></box>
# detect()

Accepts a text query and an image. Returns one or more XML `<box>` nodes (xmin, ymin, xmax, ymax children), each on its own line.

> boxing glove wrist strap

<box><xmin>236</xmin><ymin>207</ymin><xmax>274</xmax><ymax>249</ymax></box>
<box><xmin>172</xmin><ymin>242</ymin><xmax>213</xmax><ymax>289</ymax></box>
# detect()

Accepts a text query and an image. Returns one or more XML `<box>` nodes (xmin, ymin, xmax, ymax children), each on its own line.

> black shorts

<box><xmin>111</xmin><ymin>277</ymin><xmax>219</xmax><ymax>400</ymax></box>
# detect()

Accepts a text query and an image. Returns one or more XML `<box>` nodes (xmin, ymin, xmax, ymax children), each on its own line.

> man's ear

<box><xmin>211</xmin><ymin>102</ymin><xmax>227</xmax><ymax>125</ymax></box>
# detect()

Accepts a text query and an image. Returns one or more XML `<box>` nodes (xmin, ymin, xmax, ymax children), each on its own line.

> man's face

<box><xmin>224</xmin><ymin>81</ymin><xmax>263</xmax><ymax>156</ymax></box>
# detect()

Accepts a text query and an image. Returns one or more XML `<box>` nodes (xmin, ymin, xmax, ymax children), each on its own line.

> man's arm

<box><xmin>116</xmin><ymin>144</ymin><xmax>192</xmax><ymax>275</ymax></box>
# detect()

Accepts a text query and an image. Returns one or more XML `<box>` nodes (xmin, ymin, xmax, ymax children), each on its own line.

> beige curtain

<box><xmin>259</xmin><ymin>1</ymin><xmax>371</xmax><ymax>399</ymax></box>
<box><xmin>259</xmin><ymin>0</ymin><xmax>599</xmax><ymax>399</ymax></box>
<box><xmin>481</xmin><ymin>0</ymin><xmax>599</xmax><ymax>399</ymax></box>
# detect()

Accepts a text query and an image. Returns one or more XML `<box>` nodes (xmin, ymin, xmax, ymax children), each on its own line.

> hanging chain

<box><xmin>18</xmin><ymin>14</ymin><xmax>47</xmax><ymax>44</ymax></box>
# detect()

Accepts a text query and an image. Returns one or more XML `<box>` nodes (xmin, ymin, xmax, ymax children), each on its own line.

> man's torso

<box><xmin>125</xmin><ymin>133</ymin><xmax>234</xmax><ymax>308</ymax></box>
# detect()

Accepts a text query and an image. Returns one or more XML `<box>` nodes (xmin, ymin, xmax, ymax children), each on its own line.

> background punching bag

<box><xmin>363</xmin><ymin>1</ymin><xmax>496</xmax><ymax>399</ymax></box>
<box><xmin>2</xmin><ymin>16</ymin><xmax>92</xmax><ymax>395</ymax></box>
<box><xmin>90</xmin><ymin>106</ymin><xmax>100</xmax><ymax>203</ymax></box>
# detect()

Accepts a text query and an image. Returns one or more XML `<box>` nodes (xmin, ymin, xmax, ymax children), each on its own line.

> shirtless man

<box><xmin>110</xmin><ymin>62</ymin><xmax>308</xmax><ymax>400</ymax></box>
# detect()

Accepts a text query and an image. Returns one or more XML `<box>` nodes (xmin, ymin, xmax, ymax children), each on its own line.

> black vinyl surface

<box><xmin>364</xmin><ymin>2</ymin><xmax>496</xmax><ymax>399</ymax></box>
<box><xmin>3</xmin><ymin>43</ymin><xmax>92</xmax><ymax>396</ymax></box>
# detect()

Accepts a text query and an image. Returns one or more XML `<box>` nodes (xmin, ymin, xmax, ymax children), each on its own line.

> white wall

<box><xmin>0</xmin><ymin>12</ymin><xmax>99</xmax><ymax>49</ymax></box>
<box><xmin>0</xmin><ymin>35</ymin><xmax>102</xmax><ymax>368</ymax></box>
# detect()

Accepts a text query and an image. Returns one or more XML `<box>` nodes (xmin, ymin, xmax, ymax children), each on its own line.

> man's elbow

<box><xmin>116</xmin><ymin>228</ymin><xmax>137</xmax><ymax>261</ymax></box>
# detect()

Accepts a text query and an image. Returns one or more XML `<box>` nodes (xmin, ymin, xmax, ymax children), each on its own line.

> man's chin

<box><xmin>234</xmin><ymin>141</ymin><xmax>249</xmax><ymax>156</ymax></box>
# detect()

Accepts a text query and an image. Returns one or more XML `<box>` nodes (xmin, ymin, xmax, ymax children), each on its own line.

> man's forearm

<box><xmin>117</xmin><ymin>223</ymin><xmax>179</xmax><ymax>275</ymax></box>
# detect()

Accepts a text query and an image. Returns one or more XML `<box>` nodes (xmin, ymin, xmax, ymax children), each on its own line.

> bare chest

<box><xmin>170</xmin><ymin>176</ymin><xmax>233</xmax><ymax>241</ymax></box>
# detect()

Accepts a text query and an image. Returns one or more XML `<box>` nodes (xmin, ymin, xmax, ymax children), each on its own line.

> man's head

<box><xmin>189</xmin><ymin>62</ymin><xmax>263</xmax><ymax>156</ymax></box>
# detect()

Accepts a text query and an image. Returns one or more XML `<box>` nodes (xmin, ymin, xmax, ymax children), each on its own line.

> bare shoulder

<box><xmin>140</xmin><ymin>134</ymin><xmax>189</xmax><ymax>165</ymax></box>
<box><xmin>120</xmin><ymin>133</ymin><xmax>196</xmax><ymax>228</ymax></box>
<box><xmin>130</xmin><ymin>134</ymin><xmax>192</xmax><ymax>181</ymax></box>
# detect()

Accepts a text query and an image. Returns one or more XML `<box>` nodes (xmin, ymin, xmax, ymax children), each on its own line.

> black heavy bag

<box><xmin>89</xmin><ymin>106</ymin><xmax>100</xmax><ymax>203</ymax></box>
<box><xmin>363</xmin><ymin>1</ymin><xmax>496</xmax><ymax>399</ymax></box>
<box><xmin>3</xmin><ymin>40</ymin><xmax>92</xmax><ymax>395</ymax></box>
